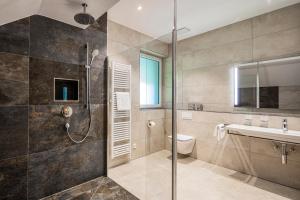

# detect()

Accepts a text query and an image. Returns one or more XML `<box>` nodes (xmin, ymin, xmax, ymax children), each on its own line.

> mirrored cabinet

<box><xmin>234</xmin><ymin>56</ymin><xmax>300</xmax><ymax>111</ymax></box>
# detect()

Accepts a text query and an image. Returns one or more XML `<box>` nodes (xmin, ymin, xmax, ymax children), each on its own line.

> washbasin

<box><xmin>225</xmin><ymin>124</ymin><xmax>300</xmax><ymax>144</ymax></box>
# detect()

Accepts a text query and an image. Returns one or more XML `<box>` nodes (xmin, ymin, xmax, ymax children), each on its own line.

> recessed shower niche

<box><xmin>54</xmin><ymin>78</ymin><xmax>79</xmax><ymax>102</ymax></box>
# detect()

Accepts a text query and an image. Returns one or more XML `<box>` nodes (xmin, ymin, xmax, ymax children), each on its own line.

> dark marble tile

<box><xmin>87</xmin><ymin>13</ymin><xmax>107</xmax><ymax>34</ymax></box>
<box><xmin>92</xmin><ymin>177</ymin><xmax>139</xmax><ymax>200</ymax></box>
<box><xmin>29</xmin><ymin>15</ymin><xmax>107</xmax><ymax>65</ymax></box>
<box><xmin>28</xmin><ymin>140</ymin><xmax>106</xmax><ymax>200</ymax></box>
<box><xmin>0</xmin><ymin>52</ymin><xmax>29</xmax><ymax>105</ymax></box>
<box><xmin>0</xmin><ymin>79</ymin><xmax>29</xmax><ymax>105</ymax></box>
<box><xmin>84</xmin><ymin>27</ymin><xmax>107</xmax><ymax>58</ymax></box>
<box><xmin>0</xmin><ymin>156</ymin><xmax>27</xmax><ymax>200</ymax></box>
<box><xmin>40</xmin><ymin>177</ymin><xmax>139</xmax><ymax>200</ymax></box>
<box><xmin>0</xmin><ymin>52</ymin><xmax>29</xmax><ymax>82</ymax></box>
<box><xmin>0</xmin><ymin>106</ymin><xmax>28</xmax><ymax>160</ymax></box>
<box><xmin>29</xmin><ymin>104</ymin><xmax>106</xmax><ymax>154</ymax></box>
<box><xmin>29</xmin><ymin>57</ymin><xmax>84</xmax><ymax>105</ymax></box>
<box><xmin>30</xmin><ymin>15</ymin><xmax>86</xmax><ymax>65</ymax></box>
<box><xmin>90</xmin><ymin>66</ymin><xmax>107</xmax><ymax>104</ymax></box>
<box><xmin>90</xmin><ymin>52</ymin><xmax>107</xmax><ymax>69</ymax></box>
<box><xmin>0</xmin><ymin>18</ymin><xmax>29</xmax><ymax>55</ymax></box>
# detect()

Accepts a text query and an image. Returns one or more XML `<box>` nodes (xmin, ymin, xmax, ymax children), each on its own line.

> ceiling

<box><xmin>1</xmin><ymin>0</ymin><xmax>299</xmax><ymax>41</ymax></box>
<box><xmin>0</xmin><ymin>0</ymin><xmax>119</xmax><ymax>28</ymax></box>
<box><xmin>108</xmin><ymin>0</ymin><xmax>300</xmax><ymax>42</ymax></box>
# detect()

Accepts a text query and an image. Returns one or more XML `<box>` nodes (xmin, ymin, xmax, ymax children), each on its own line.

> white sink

<box><xmin>225</xmin><ymin>124</ymin><xmax>300</xmax><ymax>144</ymax></box>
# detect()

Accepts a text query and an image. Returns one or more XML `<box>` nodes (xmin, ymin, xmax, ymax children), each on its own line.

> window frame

<box><xmin>139</xmin><ymin>52</ymin><xmax>162</xmax><ymax>109</ymax></box>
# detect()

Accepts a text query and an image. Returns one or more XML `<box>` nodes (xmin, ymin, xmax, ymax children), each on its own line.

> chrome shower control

<box><xmin>61</xmin><ymin>106</ymin><xmax>73</xmax><ymax>118</ymax></box>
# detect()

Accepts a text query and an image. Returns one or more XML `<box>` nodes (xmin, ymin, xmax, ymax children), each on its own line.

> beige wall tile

<box><xmin>131</xmin><ymin>138</ymin><xmax>147</xmax><ymax>160</ymax></box>
<box><xmin>178</xmin><ymin>19</ymin><xmax>252</xmax><ymax>54</ymax></box>
<box><xmin>253</xmin><ymin>3</ymin><xmax>300</xmax><ymax>37</ymax></box>
<box><xmin>182</xmin><ymin>65</ymin><xmax>232</xmax><ymax>87</ymax></box>
<box><xmin>195</xmin><ymin>140</ymin><xmax>252</xmax><ymax>174</ymax></box>
<box><xmin>253</xmin><ymin>27</ymin><xmax>300</xmax><ymax>60</ymax></box>
<box><xmin>182</xmin><ymin>85</ymin><xmax>232</xmax><ymax>105</ymax></box>
<box><xmin>180</xmin><ymin>39</ymin><xmax>252</xmax><ymax>70</ymax></box>
<box><xmin>108</xmin><ymin>20</ymin><xmax>152</xmax><ymax>49</ymax></box>
<box><xmin>140</xmin><ymin>40</ymin><xmax>169</xmax><ymax>57</ymax></box>
<box><xmin>108</xmin><ymin>21</ymin><xmax>168</xmax><ymax>166</ymax></box>
<box><xmin>107</xmin><ymin>39</ymin><xmax>130</xmax><ymax>56</ymax></box>
<box><xmin>250</xmin><ymin>137</ymin><xmax>300</xmax><ymax>163</ymax></box>
<box><xmin>251</xmin><ymin>153</ymin><xmax>300</xmax><ymax>189</ymax></box>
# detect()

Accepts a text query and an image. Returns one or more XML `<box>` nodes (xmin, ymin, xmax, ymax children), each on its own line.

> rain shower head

<box><xmin>74</xmin><ymin>3</ymin><xmax>95</xmax><ymax>25</ymax></box>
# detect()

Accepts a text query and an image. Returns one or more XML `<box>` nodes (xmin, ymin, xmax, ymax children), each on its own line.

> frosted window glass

<box><xmin>140</xmin><ymin>55</ymin><xmax>160</xmax><ymax>107</ymax></box>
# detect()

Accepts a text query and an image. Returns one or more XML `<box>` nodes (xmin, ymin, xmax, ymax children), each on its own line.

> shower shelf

<box><xmin>225</xmin><ymin>124</ymin><xmax>300</xmax><ymax>144</ymax></box>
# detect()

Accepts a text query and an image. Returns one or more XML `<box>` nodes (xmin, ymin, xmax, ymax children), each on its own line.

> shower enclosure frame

<box><xmin>171</xmin><ymin>0</ymin><xmax>178</xmax><ymax>199</ymax></box>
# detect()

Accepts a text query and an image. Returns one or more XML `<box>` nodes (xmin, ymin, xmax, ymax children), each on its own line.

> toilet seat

<box><xmin>168</xmin><ymin>134</ymin><xmax>193</xmax><ymax>141</ymax></box>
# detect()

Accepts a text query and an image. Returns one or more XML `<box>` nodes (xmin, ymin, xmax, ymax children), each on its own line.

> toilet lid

<box><xmin>168</xmin><ymin>134</ymin><xmax>194</xmax><ymax>141</ymax></box>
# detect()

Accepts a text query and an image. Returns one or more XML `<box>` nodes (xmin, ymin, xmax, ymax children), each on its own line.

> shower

<box><xmin>62</xmin><ymin>3</ymin><xmax>99</xmax><ymax>143</ymax></box>
<box><xmin>74</xmin><ymin>3</ymin><xmax>95</xmax><ymax>25</ymax></box>
<box><xmin>64</xmin><ymin>44</ymin><xmax>99</xmax><ymax>143</ymax></box>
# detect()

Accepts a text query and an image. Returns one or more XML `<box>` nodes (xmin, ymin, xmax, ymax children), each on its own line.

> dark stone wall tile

<box><xmin>90</xmin><ymin>53</ymin><xmax>107</xmax><ymax>69</ymax></box>
<box><xmin>0</xmin><ymin>80</ymin><xmax>29</xmax><ymax>105</ymax></box>
<box><xmin>29</xmin><ymin>104</ymin><xmax>106</xmax><ymax>154</ymax></box>
<box><xmin>29</xmin><ymin>57</ymin><xmax>84</xmax><ymax>105</ymax></box>
<box><xmin>0</xmin><ymin>18</ymin><xmax>29</xmax><ymax>55</ymax></box>
<box><xmin>87</xmin><ymin>13</ymin><xmax>107</xmax><ymax>34</ymax></box>
<box><xmin>0</xmin><ymin>106</ymin><xmax>28</xmax><ymax>160</ymax></box>
<box><xmin>30</xmin><ymin>15</ymin><xmax>107</xmax><ymax>65</ymax></box>
<box><xmin>84</xmin><ymin>28</ymin><xmax>107</xmax><ymax>58</ymax></box>
<box><xmin>28</xmin><ymin>140</ymin><xmax>106</xmax><ymax>200</ymax></box>
<box><xmin>0</xmin><ymin>12</ymin><xmax>107</xmax><ymax>200</ymax></box>
<box><xmin>0</xmin><ymin>156</ymin><xmax>27</xmax><ymax>200</ymax></box>
<box><xmin>90</xmin><ymin>67</ymin><xmax>107</xmax><ymax>104</ymax></box>
<box><xmin>0</xmin><ymin>52</ymin><xmax>29</xmax><ymax>81</ymax></box>
<box><xmin>0</xmin><ymin>53</ymin><xmax>29</xmax><ymax>105</ymax></box>
<box><xmin>30</xmin><ymin>15</ymin><xmax>86</xmax><ymax>65</ymax></box>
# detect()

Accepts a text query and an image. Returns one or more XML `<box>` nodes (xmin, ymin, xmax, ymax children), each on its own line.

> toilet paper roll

<box><xmin>147</xmin><ymin>120</ymin><xmax>156</xmax><ymax>128</ymax></box>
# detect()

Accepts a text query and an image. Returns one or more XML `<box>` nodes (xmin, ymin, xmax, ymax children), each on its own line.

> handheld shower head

<box><xmin>90</xmin><ymin>49</ymin><xmax>99</xmax><ymax>65</ymax></box>
<box><xmin>92</xmin><ymin>49</ymin><xmax>99</xmax><ymax>58</ymax></box>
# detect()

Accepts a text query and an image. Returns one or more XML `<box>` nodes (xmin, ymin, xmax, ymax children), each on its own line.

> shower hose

<box><xmin>65</xmin><ymin>105</ymin><xmax>92</xmax><ymax>144</ymax></box>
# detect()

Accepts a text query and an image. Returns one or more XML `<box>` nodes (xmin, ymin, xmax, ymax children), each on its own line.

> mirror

<box><xmin>234</xmin><ymin>64</ymin><xmax>257</xmax><ymax>108</ymax></box>
<box><xmin>234</xmin><ymin>56</ymin><xmax>300</xmax><ymax>111</ymax></box>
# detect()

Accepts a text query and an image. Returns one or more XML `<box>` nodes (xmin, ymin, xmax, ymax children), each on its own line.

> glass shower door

<box><xmin>107</xmin><ymin>0</ymin><xmax>176</xmax><ymax>199</ymax></box>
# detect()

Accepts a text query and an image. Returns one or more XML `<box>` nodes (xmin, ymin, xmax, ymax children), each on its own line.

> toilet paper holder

<box><xmin>147</xmin><ymin>120</ymin><xmax>156</xmax><ymax>128</ymax></box>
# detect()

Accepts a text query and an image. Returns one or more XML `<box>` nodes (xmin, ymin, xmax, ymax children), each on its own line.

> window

<box><xmin>140</xmin><ymin>53</ymin><xmax>162</xmax><ymax>108</ymax></box>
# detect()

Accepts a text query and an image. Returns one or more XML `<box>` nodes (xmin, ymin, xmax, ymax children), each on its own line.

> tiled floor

<box><xmin>109</xmin><ymin>150</ymin><xmax>300</xmax><ymax>200</ymax></box>
<box><xmin>41</xmin><ymin>176</ymin><xmax>138</xmax><ymax>200</ymax></box>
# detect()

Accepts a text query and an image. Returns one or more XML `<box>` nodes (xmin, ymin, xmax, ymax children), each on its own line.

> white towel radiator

<box><xmin>110</xmin><ymin>62</ymin><xmax>131</xmax><ymax>159</ymax></box>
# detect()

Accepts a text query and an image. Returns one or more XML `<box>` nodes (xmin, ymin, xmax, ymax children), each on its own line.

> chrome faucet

<box><xmin>282</xmin><ymin>119</ymin><xmax>288</xmax><ymax>132</ymax></box>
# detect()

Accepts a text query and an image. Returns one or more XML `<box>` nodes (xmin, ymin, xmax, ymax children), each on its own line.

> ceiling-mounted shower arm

<box><xmin>82</xmin><ymin>3</ymin><xmax>87</xmax><ymax>13</ymax></box>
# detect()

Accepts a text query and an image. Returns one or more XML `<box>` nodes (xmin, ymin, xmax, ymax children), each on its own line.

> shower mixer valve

<box><xmin>61</xmin><ymin>106</ymin><xmax>73</xmax><ymax>118</ymax></box>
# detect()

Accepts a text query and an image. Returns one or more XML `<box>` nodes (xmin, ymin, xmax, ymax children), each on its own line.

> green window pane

<box><xmin>140</xmin><ymin>55</ymin><xmax>160</xmax><ymax>107</ymax></box>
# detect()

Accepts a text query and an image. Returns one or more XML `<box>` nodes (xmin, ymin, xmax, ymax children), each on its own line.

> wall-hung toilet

<box><xmin>168</xmin><ymin>134</ymin><xmax>196</xmax><ymax>154</ymax></box>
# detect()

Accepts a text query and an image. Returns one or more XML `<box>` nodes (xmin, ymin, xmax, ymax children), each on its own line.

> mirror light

<box><xmin>234</xmin><ymin>67</ymin><xmax>239</xmax><ymax>106</ymax></box>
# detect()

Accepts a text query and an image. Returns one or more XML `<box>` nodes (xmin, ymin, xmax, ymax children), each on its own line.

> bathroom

<box><xmin>0</xmin><ymin>0</ymin><xmax>300</xmax><ymax>200</ymax></box>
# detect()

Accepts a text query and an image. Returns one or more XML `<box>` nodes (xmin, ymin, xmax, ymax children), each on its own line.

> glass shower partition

<box><xmin>106</xmin><ymin>3</ymin><xmax>176</xmax><ymax>198</ymax></box>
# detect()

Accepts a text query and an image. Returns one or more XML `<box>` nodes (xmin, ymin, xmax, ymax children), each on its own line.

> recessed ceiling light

<box><xmin>137</xmin><ymin>5</ymin><xmax>143</xmax><ymax>11</ymax></box>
